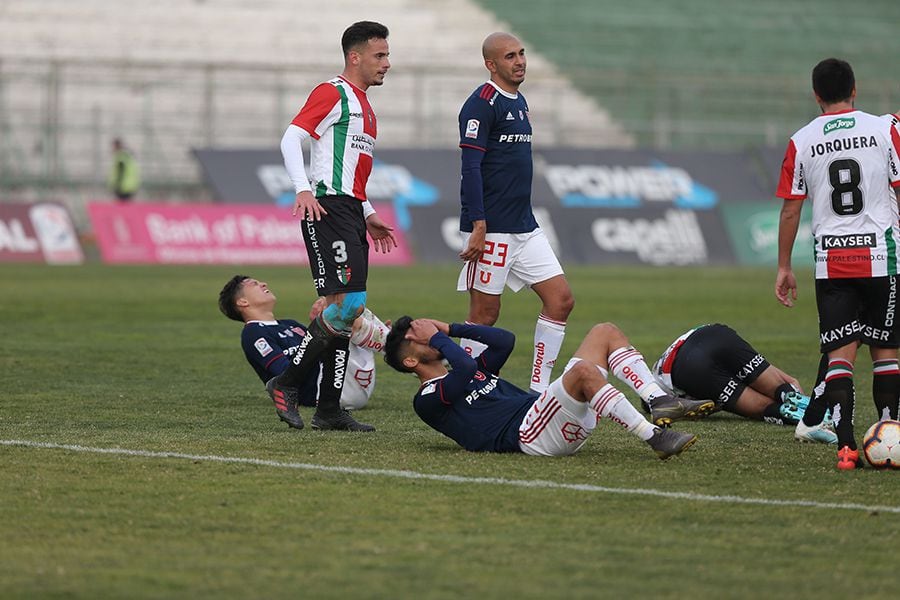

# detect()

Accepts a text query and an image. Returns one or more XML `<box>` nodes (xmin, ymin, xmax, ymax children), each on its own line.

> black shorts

<box><xmin>670</xmin><ymin>324</ymin><xmax>770</xmax><ymax>411</ymax></box>
<box><xmin>302</xmin><ymin>195</ymin><xmax>368</xmax><ymax>296</ymax></box>
<box><xmin>815</xmin><ymin>276</ymin><xmax>899</xmax><ymax>353</ymax></box>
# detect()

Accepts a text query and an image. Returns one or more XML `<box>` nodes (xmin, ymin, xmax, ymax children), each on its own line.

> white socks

<box><xmin>530</xmin><ymin>315</ymin><xmax>566</xmax><ymax>394</ymax></box>
<box><xmin>349</xmin><ymin>309</ymin><xmax>391</xmax><ymax>354</ymax></box>
<box><xmin>608</xmin><ymin>346</ymin><xmax>666</xmax><ymax>402</ymax></box>
<box><xmin>590</xmin><ymin>384</ymin><xmax>657</xmax><ymax>441</ymax></box>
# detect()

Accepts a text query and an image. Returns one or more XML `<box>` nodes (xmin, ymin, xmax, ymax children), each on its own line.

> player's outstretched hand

<box><xmin>775</xmin><ymin>268</ymin><xmax>797</xmax><ymax>307</ymax></box>
<box><xmin>406</xmin><ymin>319</ymin><xmax>439</xmax><ymax>344</ymax></box>
<box><xmin>366</xmin><ymin>214</ymin><xmax>398</xmax><ymax>253</ymax></box>
<box><xmin>293</xmin><ymin>191</ymin><xmax>326</xmax><ymax>221</ymax></box>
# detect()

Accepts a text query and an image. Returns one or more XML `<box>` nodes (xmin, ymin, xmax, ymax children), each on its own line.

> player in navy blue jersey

<box><xmin>219</xmin><ymin>275</ymin><xmax>390</xmax><ymax>429</ymax></box>
<box><xmin>384</xmin><ymin>317</ymin><xmax>703</xmax><ymax>458</ymax></box>
<box><xmin>456</xmin><ymin>32</ymin><xmax>575</xmax><ymax>396</ymax></box>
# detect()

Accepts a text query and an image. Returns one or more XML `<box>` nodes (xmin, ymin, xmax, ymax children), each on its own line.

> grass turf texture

<box><xmin>2</xmin><ymin>263</ymin><xmax>899</xmax><ymax>598</ymax></box>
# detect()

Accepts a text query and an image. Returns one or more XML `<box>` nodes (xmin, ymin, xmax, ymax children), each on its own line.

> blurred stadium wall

<box><xmin>0</xmin><ymin>0</ymin><xmax>897</xmax><ymax>214</ymax></box>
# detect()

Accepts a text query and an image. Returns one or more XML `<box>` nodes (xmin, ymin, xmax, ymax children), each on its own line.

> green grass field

<box><xmin>2</xmin><ymin>263</ymin><xmax>899</xmax><ymax>598</ymax></box>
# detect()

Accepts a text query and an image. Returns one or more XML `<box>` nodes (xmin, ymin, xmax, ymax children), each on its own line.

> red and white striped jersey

<box><xmin>290</xmin><ymin>76</ymin><xmax>377</xmax><ymax>202</ymax></box>
<box><xmin>777</xmin><ymin>109</ymin><xmax>900</xmax><ymax>279</ymax></box>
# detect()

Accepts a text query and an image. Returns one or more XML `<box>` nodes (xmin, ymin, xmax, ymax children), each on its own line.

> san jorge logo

<box><xmin>823</xmin><ymin>117</ymin><xmax>855</xmax><ymax>135</ymax></box>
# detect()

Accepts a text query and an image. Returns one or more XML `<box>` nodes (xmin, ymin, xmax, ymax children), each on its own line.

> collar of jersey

<box><xmin>246</xmin><ymin>319</ymin><xmax>279</xmax><ymax>326</ymax></box>
<box><xmin>338</xmin><ymin>75</ymin><xmax>366</xmax><ymax>94</ymax></box>
<box><xmin>820</xmin><ymin>108</ymin><xmax>857</xmax><ymax>116</ymax></box>
<box><xmin>485</xmin><ymin>80</ymin><xmax>518</xmax><ymax>99</ymax></box>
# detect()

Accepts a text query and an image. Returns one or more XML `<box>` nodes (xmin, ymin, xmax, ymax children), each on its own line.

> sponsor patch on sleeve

<box><xmin>465</xmin><ymin>119</ymin><xmax>480</xmax><ymax>139</ymax></box>
<box><xmin>254</xmin><ymin>338</ymin><xmax>274</xmax><ymax>357</ymax></box>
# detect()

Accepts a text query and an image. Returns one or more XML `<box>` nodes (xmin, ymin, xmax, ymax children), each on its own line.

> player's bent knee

<box><xmin>564</xmin><ymin>359</ymin><xmax>600</xmax><ymax>388</ymax></box>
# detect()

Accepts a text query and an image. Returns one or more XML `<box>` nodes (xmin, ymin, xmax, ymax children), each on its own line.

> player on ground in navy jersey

<box><xmin>384</xmin><ymin>318</ymin><xmax>704</xmax><ymax>458</ymax></box>
<box><xmin>219</xmin><ymin>275</ymin><xmax>390</xmax><ymax>428</ymax></box>
<box><xmin>775</xmin><ymin>58</ymin><xmax>900</xmax><ymax>469</ymax></box>
<box><xmin>456</xmin><ymin>32</ymin><xmax>575</xmax><ymax>396</ymax></box>
<box><xmin>273</xmin><ymin>21</ymin><xmax>398</xmax><ymax>433</ymax></box>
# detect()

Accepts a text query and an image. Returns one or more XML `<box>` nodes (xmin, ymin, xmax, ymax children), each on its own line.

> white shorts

<box><xmin>326</xmin><ymin>345</ymin><xmax>375</xmax><ymax>410</ymax></box>
<box><xmin>518</xmin><ymin>375</ymin><xmax>596</xmax><ymax>457</ymax></box>
<box><xmin>456</xmin><ymin>228</ymin><xmax>564</xmax><ymax>294</ymax></box>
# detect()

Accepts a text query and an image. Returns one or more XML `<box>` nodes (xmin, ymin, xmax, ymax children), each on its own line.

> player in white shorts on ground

<box><xmin>456</xmin><ymin>32</ymin><xmax>574</xmax><ymax>395</ymax></box>
<box><xmin>384</xmin><ymin>317</ymin><xmax>708</xmax><ymax>459</ymax></box>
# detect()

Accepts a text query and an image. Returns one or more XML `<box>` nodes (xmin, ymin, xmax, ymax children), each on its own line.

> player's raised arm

<box><xmin>448</xmin><ymin>322</ymin><xmax>515</xmax><ymax>374</ymax></box>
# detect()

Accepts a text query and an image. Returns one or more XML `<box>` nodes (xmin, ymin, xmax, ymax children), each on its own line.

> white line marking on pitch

<box><xmin>3</xmin><ymin>439</ymin><xmax>898</xmax><ymax>514</ymax></box>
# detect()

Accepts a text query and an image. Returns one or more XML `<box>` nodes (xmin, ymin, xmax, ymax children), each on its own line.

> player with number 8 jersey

<box><xmin>777</xmin><ymin>100</ymin><xmax>900</xmax><ymax>279</ymax></box>
<box><xmin>775</xmin><ymin>58</ymin><xmax>900</xmax><ymax>470</ymax></box>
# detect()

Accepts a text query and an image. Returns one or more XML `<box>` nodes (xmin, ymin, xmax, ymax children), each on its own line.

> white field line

<box><xmin>3</xmin><ymin>438</ymin><xmax>898</xmax><ymax>515</ymax></box>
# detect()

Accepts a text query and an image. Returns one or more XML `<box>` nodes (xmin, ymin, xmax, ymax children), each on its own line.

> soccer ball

<box><xmin>862</xmin><ymin>420</ymin><xmax>900</xmax><ymax>469</ymax></box>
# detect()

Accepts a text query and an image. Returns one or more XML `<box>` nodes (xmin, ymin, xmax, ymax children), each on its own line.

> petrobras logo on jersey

<box><xmin>823</xmin><ymin>117</ymin><xmax>855</xmax><ymax>135</ymax></box>
<box><xmin>254</xmin><ymin>338</ymin><xmax>274</xmax><ymax>357</ymax></box>
<box><xmin>464</xmin><ymin>373</ymin><xmax>499</xmax><ymax>405</ymax></box>
<box><xmin>465</xmin><ymin>119</ymin><xmax>480</xmax><ymax>139</ymax></box>
<box><xmin>544</xmin><ymin>161</ymin><xmax>717</xmax><ymax>209</ymax></box>
<box><xmin>498</xmin><ymin>133</ymin><xmax>532</xmax><ymax>143</ymax></box>
<box><xmin>591</xmin><ymin>210</ymin><xmax>707</xmax><ymax>265</ymax></box>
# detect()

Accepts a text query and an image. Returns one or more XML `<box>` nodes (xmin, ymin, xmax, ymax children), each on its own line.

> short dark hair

<box><xmin>384</xmin><ymin>315</ymin><xmax>415</xmax><ymax>373</ymax></box>
<box><xmin>341</xmin><ymin>21</ymin><xmax>389</xmax><ymax>56</ymax></box>
<box><xmin>812</xmin><ymin>58</ymin><xmax>855</xmax><ymax>104</ymax></box>
<box><xmin>219</xmin><ymin>274</ymin><xmax>249</xmax><ymax>322</ymax></box>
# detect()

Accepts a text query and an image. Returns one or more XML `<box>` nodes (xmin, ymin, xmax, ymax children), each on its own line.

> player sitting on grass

<box><xmin>218</xmin><ymin>275</ymin><xmax>390</xmax><ymax>429</ymax></box>
<box><xmin>384</xmin><ymin>318</ymin><xmax>709</xmax><ymax>459</ymax></box>
<box><xmin>650</xmin><ymin>324</ymin><xmax>837</xmax><ymax>444</ymax></box>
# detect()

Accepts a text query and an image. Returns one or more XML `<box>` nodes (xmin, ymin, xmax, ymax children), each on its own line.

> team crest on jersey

<box><xmin>823</xmin><ymin>117</ymin><xmax>855</xmax><ymax>135</ymax></box>
<box><xmin>254</xmin><ymin>338</ymin><xmax>274</xmax><ymax>357</ymax></box>
<box><xmin>465</xmin><ymin>119</ymin><xmax>480</xmax><ymax>139</ymax></box>
<box><xmin>337</xmin><ymin>266</ymin><xmax>352</xmax><ymax>285</ymax></box>
<box><xmin>519</xmin><ymin>110</ymin><xmax>524</xmax><ymax>120</ymax></box>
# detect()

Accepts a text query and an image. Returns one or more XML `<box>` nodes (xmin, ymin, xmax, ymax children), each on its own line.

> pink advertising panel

<box><xmin>0</xmin><ymin>202</ymin><xmax>84</xmax><ymax>264</ymax></box>
<box><xmin>87</xmin><ymin>202</ymin><xmax>413</xmax><ymax>265</ymax></box>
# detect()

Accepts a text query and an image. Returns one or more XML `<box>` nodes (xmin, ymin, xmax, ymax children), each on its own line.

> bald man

<box><xmin>455</xmin><ymin>32</ymin><xmax>575</xmax><ymax>395</ymax></box>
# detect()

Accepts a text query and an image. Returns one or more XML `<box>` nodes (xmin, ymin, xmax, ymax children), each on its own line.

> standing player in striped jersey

<box><xmin>456</xmin><ymin>32</ymin><xmax>575</xmax><ymax>395</ymax></box>
<box><xmin>384</xmin><ymin>318</ymin><xmax>700</xmax><ymax>459</ymax></box>
<box><xmin>274</xmin><ymin>21</ymin><xmax>397</xmax><ymax>432</ymax></box>
<box><xmin>775</xmin><ymin>58</ymin><xmax>900</xmax><ymax>469</ymax></box>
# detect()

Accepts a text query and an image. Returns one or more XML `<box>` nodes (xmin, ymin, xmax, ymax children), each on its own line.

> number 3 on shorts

<box><xmin>332</xmin><ymin>240</ymin><xmax>348</xmax><ymax>263</ymax></box>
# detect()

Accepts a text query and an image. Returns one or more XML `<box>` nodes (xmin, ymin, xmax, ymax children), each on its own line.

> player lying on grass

<box><xmin>384</xmin><ymin>318</ymin><xmax>710</xmax><ymax>458</ymax></box>
<box><xmin>649</xmin><ymin>324</ymin><xmax>837</xmax><ymax>444</ymax></box>
<box><xmin>218</xmin><ymin>275</ymin><xmax>390</xmax><ymax>430</ymax></box>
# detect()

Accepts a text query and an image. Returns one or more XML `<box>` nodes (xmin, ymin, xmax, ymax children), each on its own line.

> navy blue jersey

<box><xmin>412</xmin><ymin>323</ymin><xmax>537</xmax><ymax>452</ymax></box>
<box><xmin>458</xmin><ymin>81</ymin><xmax>537</xmax><ymax>234</ymax></box>
<box><xmin>241</xmin><ymin>319</ymin><xmax>317</xmax><ymax>402</ymax></box>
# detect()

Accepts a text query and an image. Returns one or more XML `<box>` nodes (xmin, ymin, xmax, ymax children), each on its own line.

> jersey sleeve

<box><xmin>241</xmin><ymin>327</ymin><xmax>289</xmax><ymax>380</ymax></box>
<box><xmin>427</xmin><ymin>332</ymin><xmax>478</xmax><ymax>406</ymax></box>
<box><xmin>290</xmin><ymin>83</ymin><xmax>342</xmax><ymax>140</ymax></box>
<box><xmin>448</xmin><ymin>323</ymin><xmax>515</xmax><ymax>375</ymax></box>
<box><xmin>458</xmin><ymin>92</ymin><xmax>495</xmax><ymax>151</ymax></box>
<box><xmin>890</xmin><ymin>124</ymin><xmax>900</xmax><ymax>188</ymax></box>
<box><xmin>775</xmin><ymin>138</ymin><xmax>807</xmax><ymax>200</ymax></box>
